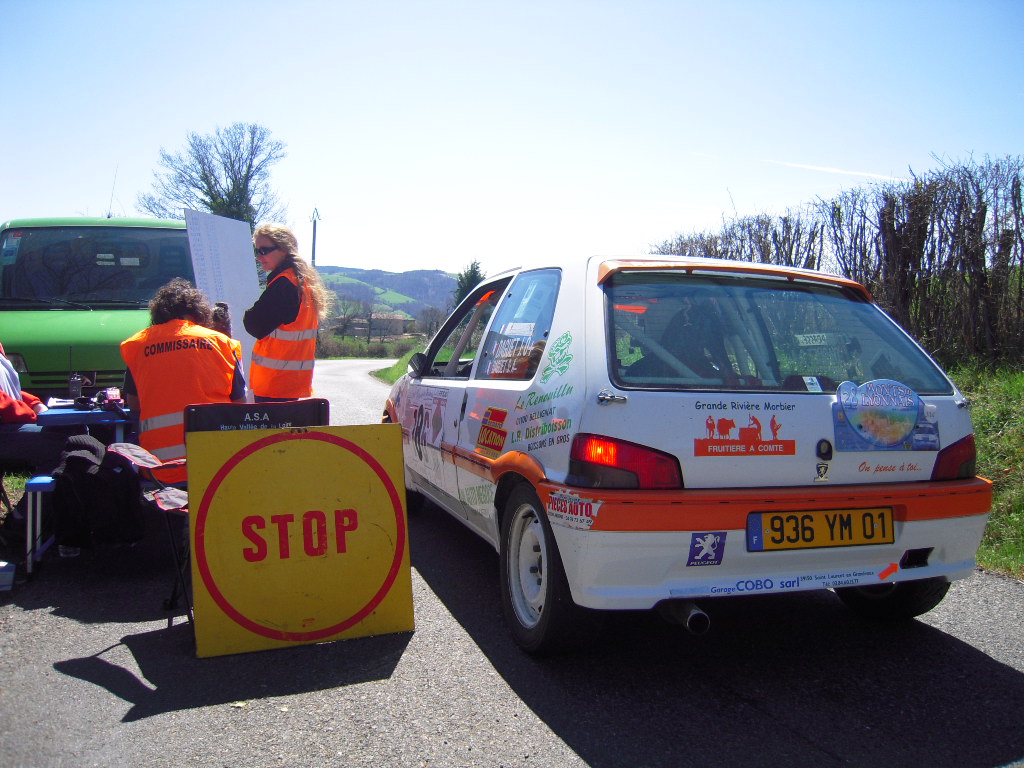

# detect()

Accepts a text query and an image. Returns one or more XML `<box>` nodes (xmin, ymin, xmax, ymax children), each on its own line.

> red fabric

<box><xmin>0</xmin><ymin>390</ymin><xmax>38</xmax><ymax>424</ymax></box>
<box><xmin>2</xmin><ymin>340</ymin><xmax>40</xmax><ymax>422</ymax></box>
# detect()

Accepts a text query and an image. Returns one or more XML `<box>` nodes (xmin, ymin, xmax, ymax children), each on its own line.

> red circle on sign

<box><xmin>193</xmin><ymin>431</ymin><xmax>406</xmax><ymax>641</ymax></box>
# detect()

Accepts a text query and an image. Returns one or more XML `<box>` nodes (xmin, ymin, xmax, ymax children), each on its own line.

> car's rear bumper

<box><xmin>536</xmin><ymin>478</ymin><xmax>992</xmax><ymax>610</ymax></box>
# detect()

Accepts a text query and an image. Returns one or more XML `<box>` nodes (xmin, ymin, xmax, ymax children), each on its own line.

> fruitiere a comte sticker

<box><xmin>694</xmin><ymin>402</ymin><xmax>796</xmax><ymax>457</ymax></box>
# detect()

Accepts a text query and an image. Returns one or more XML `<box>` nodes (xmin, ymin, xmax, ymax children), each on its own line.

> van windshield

<box><xmin>607</xmin><ymin>271</ymin><xmax>953</xmax><ymax>395</ymax></box>
<box><xmin>0</xmin><ymin>225</ymin><xmax>194</xmax><ymax>308</ymax></box>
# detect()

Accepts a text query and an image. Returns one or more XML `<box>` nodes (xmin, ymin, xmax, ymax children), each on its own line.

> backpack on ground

<box><xmin>51</xmin><ymin>434</ymin><xmax>146</xmax><ymax>549</ymax></box>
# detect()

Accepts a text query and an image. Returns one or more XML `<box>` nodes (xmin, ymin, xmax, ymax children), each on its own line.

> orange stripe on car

<box><xmin>536</xmin><ymin>477</ymin><xmax>992</xmax><ymax>532</ymax></box>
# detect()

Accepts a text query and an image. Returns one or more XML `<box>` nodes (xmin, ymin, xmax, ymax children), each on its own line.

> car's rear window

<box><xmin>607</xmin><ymin>271</ymin><xmax>953</xmax><ymax>395</ymax></box>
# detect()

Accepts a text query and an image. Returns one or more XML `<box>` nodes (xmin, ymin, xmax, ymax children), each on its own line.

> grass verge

<box><xmin>373</xmin><ymin>349</ymin><xmax>418</xmax><ymax>384</ymax></box>
<box><xmin>949</xmin><ymin>363</ymin><xmax>1024</xmax><ymax>578</ymax></box>
<box><xmin>0</xmin><ymin>471</ymin><xmax>28</xmax><ymax>525</ymax></box>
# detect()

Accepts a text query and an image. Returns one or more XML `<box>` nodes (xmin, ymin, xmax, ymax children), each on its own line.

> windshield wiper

<box><xmin>0</xmin><ymin>296</ymin><xmax>94</xmax><ymax>310</ymax></box>
<box><xmin>79</xmin><ymin>299</ymin><xmax>148</xmax><ymax>308</ymax></box>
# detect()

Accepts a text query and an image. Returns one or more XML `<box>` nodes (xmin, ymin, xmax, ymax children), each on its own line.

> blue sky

<box><xmin>3</xmin><ymin>0</ymin><xmax>1021</xmax><ymax>278</ymax></box>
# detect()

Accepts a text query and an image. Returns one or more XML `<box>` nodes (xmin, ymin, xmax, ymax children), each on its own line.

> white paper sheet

<box><xmin>184</xmin><ymin>210</ymin><xmax>262</xmax><ymax>396</ymax></box>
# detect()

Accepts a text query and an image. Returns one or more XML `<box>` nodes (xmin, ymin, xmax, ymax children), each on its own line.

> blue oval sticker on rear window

<box><xmin>834</xmin><ymin>379</ymin><xmax>938</xmax><ymax>451</ymax></box>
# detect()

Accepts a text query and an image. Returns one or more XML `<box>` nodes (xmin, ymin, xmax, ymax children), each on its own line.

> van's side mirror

<box><xmin>408</xmin><ymin>352</ymin><xmax>428</xmax><ymax>378</ymax></box>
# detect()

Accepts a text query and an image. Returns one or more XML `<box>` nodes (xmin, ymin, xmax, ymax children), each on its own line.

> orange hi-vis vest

<box><xmin>250</xmin><ymin>268</ymin><xmax>318</xmax><ymax>399</ymax></box>
<box><xmin>121</xmin><ymin>319</ymin><xmax>240</xmax><ymax>483</ymax></box>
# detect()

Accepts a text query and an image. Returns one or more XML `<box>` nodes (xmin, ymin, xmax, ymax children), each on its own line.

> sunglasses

<box><xmin>255</xmin><ymin>246</ymin><xmax>280</xmax><ymax>256</ymax></box>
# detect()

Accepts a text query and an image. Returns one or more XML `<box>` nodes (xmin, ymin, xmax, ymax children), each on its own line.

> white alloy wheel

<box><xmin>507</xmin><ymin>502</ymin><xmax>548</xmax><ymax>629</ymax></box>
<box><xmin>499</xmin><ymin>484</ymin><xmax>576</xmax><ymax>653</ymax></box>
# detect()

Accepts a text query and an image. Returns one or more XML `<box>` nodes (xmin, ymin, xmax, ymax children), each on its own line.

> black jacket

<box><xmin>243</xmin><ymin>260</ymin><xmax>302</xmax><ymax>339</ymax></box>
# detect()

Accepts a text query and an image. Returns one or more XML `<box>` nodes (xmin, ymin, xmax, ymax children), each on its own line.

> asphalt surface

<box><xmin>1</xmin><ymin>359</ymin><xmax>1023</xmax><ymax>768</ymax></box>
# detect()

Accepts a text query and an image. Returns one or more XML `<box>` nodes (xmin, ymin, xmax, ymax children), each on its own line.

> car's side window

<box><xmin>426</xmin><ymin>280</ymin><xmax>511</xmax><ymax>378</ymax></box>
<box><xmin>476</xmin><ymin>269</ymin><xmax>561</xmax><ymax>381</ymax></box>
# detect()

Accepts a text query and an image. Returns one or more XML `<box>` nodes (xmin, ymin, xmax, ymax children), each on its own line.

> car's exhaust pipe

<box><xmin>657</xmin><ymin>599</ymin><xmax>711</xmax><ymax>635</ymax></box>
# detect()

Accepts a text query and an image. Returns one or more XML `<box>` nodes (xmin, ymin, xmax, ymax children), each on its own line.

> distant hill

<box><xmin>317</xmin><ymin>266</ymin><xmax>457</xmax><ymax>319</ymax></box>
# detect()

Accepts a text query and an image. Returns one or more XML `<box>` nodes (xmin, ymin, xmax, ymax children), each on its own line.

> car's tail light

<box><xmin>930</xmin><ymin>434</ymin><xmax>977</xmax><ymax>480</ymax></box>
<box><xmin>567</xmin><ymin>433</ymin><xmax>683</xmax><ymax>489</ymax></box>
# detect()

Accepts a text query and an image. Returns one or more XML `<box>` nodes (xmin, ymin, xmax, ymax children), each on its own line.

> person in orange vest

<box><xmin>121</xmin><ymin>279</ymin><xmax>246</xmax><ymax>484</ymax></box>
<box><xmin>243</xmin><ymin>223</ymin><xmax>330</xmax><ymax>402</ymax></box>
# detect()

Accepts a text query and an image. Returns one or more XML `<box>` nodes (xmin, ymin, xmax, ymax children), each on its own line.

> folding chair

<box><xmin>108</xmin><ymin>398</ymin><xmax>330</xmax><ymax>624</ymax></box>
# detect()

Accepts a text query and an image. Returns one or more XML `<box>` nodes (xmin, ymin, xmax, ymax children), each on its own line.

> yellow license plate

<box><xmin>747</xmin><ymin>508</ymin><xmax>894</xmax><ymax>551</ymax></box>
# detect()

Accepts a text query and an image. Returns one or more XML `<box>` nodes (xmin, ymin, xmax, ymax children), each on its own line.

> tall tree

<box><xmin>453</xmin><ymin>260</ymin><xmax>485</xmax><ymax>305</ymax></box>
<box><xmin>137</xmin><ymin>122</ymin><xmax>287</xmax><ymax>224</ymax></box>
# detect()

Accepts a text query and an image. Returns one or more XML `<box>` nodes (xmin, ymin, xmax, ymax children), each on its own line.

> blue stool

<box><xmin>24</xmin><ymin>475</ymin><xmax>56</xmax><ymax>577</ymax></box>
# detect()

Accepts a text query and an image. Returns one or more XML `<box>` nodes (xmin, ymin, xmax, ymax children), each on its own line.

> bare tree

<box><xmin>137</xmin><ymin>122</ymin><xmax>287</xmax><ymax>224</ymax></box>
<box><xmin>654</xmin><ymin>209</ymin><xmax>821</xmax><ymax>269</ymax></box>
<box><xmin>652</xmin><ymin>229</ymin><xmax>728</xmax><ymax>258</ymax></box>
<box><xmin>332</xmin><ymin>296</ymin><xmax>366</xmax><ymax>338</ymax></box>
<box><xmin>364</xmin><ymin>301</ymin><xmax>376</xmax><ymax>344</ymax></box>
<box><xmin>655</xmin><ymin>154</ymin><xmax>1024</xmax><ymax>365</ymax></box>
<box><xmin>816</xmin><ymin>187</ymin><xmax>879</xmax><ymax>284</ymax></box>
<box><xmin>418</xmin><ymin>305</ymin><xmax>446</xmax><ymax>337</ymax></box>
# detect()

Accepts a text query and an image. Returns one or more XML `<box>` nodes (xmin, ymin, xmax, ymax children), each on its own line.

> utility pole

<box><xmin>310</xmin><ymin>207</ymin><xmax>321</xmax><ymax>267</ymax></box>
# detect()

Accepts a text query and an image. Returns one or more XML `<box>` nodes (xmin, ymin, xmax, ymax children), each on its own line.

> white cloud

<box><xmin>763</xmin><ymin>159</ymin><xmax>908</xmax><ymax>182</ymax></box>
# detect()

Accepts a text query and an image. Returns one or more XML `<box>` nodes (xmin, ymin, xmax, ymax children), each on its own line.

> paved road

<box><xmin>312</xmin><ymin>358</ymin><xmax>396</xmax><ymax>426</ymax></box>
<box><xmin>2</xmin><ymin>359</ymin><xmax>1023</xmax><ymax>767</ymax></box>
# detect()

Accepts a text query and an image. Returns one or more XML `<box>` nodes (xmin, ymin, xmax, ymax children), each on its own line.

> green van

<box><xmin>0</xmin><ymin>217</ymin><xmax>195</xmax><ymax>399</ymax></box>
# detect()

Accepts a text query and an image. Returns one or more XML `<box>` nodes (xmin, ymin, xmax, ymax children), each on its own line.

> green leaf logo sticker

<box><xmin>540</xmin><ymin>331</ymin><xmax>573</xmax><ymax>384</ymax></box>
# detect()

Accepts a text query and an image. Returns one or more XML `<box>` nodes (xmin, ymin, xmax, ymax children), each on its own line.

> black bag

<box><xmin>52</xmin><ymin>434</ymin><xmax>146</xmax><ymax>548</ymax></box>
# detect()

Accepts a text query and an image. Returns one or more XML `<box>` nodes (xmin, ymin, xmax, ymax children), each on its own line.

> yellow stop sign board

<box><xmin>186</xmin><ymin>424</ymin><xmax>413</xmax><ymax>658</ymax></box>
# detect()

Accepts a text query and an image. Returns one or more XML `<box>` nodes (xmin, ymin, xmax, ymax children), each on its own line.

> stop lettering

<box><xmin>242</xmin><ymin>509</ymin><xmax>359</xmax><ymax>561</ymax></box>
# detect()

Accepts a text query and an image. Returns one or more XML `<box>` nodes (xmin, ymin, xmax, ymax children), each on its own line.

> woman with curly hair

<box><xmin>121</xmin><ymin>278</ymin><xmax>246</xmax><ymax>483</ymax></box>
<box><xmin>244</xmin><ymin>223</ymin><xmax>330</xmax><ymax>402</ymax></box>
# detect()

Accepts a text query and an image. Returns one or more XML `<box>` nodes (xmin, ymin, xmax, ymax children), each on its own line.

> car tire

<box><xmin>834</xmin><ymin>577</ymin><xmax>951</xmax><ymax>620</ymax></box>
<box><xmin>500</xmin><ymin>484</ymin><xmax>577</xmax><ymax>654</ymax></box>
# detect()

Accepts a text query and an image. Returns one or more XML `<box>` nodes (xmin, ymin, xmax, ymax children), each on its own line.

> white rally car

<box><xmin>384</xmin><ymin>257</ymin><xmax>992</xmax><ymax>652</ymax></box>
